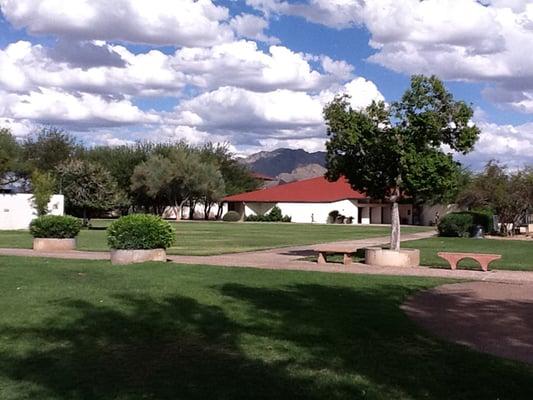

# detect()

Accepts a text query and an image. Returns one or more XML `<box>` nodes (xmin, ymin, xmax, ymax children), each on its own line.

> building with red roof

<box><xmin>224</xmin><ymin>176</ymin><xmax>414</xmax><ymax>224</ymax></box>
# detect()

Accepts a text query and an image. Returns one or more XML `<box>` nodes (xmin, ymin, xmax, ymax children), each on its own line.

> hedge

<box><xmin>107</xmin><ymin>214</ymin><xmax>175</xmax><ymax>250</ymax></box>
<box><xmin>29</xmin><ymin>215</ymin><xmax>82</xmax><ymax>239</ymax></box>
<box><xmin>438</xmin><ymin>211</ymin><xmax>494</xmax><ymax>237</ymax></box>
<box><xmin>222</xmin><ymin>211</ymin><xmax>241</xmax><ymax>222</ymax></box>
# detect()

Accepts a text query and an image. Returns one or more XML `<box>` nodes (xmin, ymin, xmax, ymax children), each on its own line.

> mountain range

<box><xmin>242</xmin><ymin>148</ymin><xmax>326</xmax><ymax>180</ymax></box>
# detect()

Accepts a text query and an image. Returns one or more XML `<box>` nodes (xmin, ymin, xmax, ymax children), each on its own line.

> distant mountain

<box><xmin>277</xmin><ymin>164</ymin><xmax>327</xmax><ymax>183</ymax></box>
<box><xmin>243</xmin><ymin>148</ymin><xmax>326</xmax><ymax>177</ymax></box>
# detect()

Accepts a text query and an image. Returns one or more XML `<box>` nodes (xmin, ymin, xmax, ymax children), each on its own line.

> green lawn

<box><xmin>403</xmin><ymin>237</ymin><xmax>533</xmax><ymax>271</ymax></box>
<box><xmin>0</xmin><ymin>220</ymin><xmax>432</xmax><ymax>255</ymax></box>
<box><xmin>0</xmin><ymin>256</ymin><xmax>531</xmax><ymax>400</ymax></box>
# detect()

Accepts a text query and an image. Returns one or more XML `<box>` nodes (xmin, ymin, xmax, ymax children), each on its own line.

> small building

<box><xmin>223</xmin><ymin>176</ymin><xmax>414</xmax><ymax>224</ymax></box>
<box><xmin>0</xmin><ymin>193</ymin><xmax>64</xmax><ymax>230</ymax></box>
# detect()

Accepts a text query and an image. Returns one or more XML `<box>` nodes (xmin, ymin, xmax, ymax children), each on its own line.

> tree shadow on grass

<box><xmin>0</xmin><ymin>294</ymin><xmax>323</xmax><ymax>400</ymax></box>
<box><xmin>218</xmin><ymin>283</ymin><xmax>533</xmax><ymax>400</ymax></box>
<box><xmin>0</xmin><ymin>284</ymin><xmax>532</xmax><ymax>400</ymax></box>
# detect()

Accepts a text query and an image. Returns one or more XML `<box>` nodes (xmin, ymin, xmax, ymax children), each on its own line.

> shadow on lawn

<box><xmin>0</xmin><ymin>284</ymin><xmax>532</xmax><ymax>399</ymax></box>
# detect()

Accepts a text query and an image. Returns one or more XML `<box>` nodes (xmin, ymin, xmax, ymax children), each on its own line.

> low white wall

<box><xmin>0</xmin><ymin>194</ymin><xmax>64</xmax><ymax>230</ymax></box>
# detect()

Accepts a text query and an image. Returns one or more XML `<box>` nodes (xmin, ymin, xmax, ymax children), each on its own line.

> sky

<box><xmin>0</xmin><ymin>0</ymin><xmax>532</xmax><ymax>169</ymax></box>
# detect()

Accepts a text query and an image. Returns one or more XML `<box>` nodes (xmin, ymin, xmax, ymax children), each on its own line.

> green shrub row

<box><xmin>245</xmin><ymin>206</ymin><xmax>292</xmax><ymax>223</ymax></box>
<box><xmin>106</xmin><ymin>214</ymin><xmax>175</xmax><ymax>250</ymax></box>
<box><xmin>437</xmin><ymin>211</ymin><xmax>494</xmax><ymax>237</ymax></box>
<box><xmin>29</xmin><ymin>215</ymin><xmax>82</xmax><ymax>239</ymax></box>
<box><xmin>222</xmin><ymin>211</ymin><xmax>241</xmax><ymax>222</ymax></box>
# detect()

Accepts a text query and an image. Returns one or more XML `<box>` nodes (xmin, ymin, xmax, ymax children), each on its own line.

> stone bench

<box><xmin>437</xmin><ymin>252</ymin><xmax>502</xmax><ymax>272</ymax></box>
<box><xmin>315</xmin><ymin>246</ymin><xmax>358</xmax><ymax>265</ymax></box>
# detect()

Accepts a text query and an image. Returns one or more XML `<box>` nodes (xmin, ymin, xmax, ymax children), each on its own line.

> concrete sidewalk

<box><xmin>2</xmin><ymin>229</ymin><xmax>533</xmax><ymax>284</ymax></box>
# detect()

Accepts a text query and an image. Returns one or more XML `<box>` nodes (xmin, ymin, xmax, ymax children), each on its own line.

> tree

<box><xmin>56</xmin><ymin>159</ymin><xmax>125</xmax><ymax>223</ymax></box>
<box><xmin>131</xmin><ymin>148</ymin><xmax>208</xmax><ymax>219</ymax></box>
<box><xmin>458</xmin><ymin>161</ymin><xmax>533</xmax><ymax>234</ymax></box>
<box><xmin>199</xmin><ymin>143</ymin><xmax>260</xmax><ymax>217</ymax></box>
<box><xmin>0</xmin><ymin>128</ymin><xmax>22</xmax><ymax>188</ymax></box>
<box><xmin>190</xmin><ymin>161</ymin><xmax>225</xmax><ymax>220</ymax></box>
<box><xmin>31</xmin><ymin>170</ymin><xmax>56</xmax><ymax>216</ymax></box>
<box><xmin>23</xmin><ymin>127</ymin><xmax>78</xmax><ymax>172</ymax></box>
<box><xmin>83</xmin><ymin>142</ymin><xmax>153</xmax><ymax>210</ymax></box>
<box><xmin>324</xmin><ymin>75</ymin><xmax>480</xmax><ymax>250</ymax></box>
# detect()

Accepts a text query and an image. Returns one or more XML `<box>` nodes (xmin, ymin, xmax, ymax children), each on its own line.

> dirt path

<box><xmin>402</xmin><ymin>282</ymin><xmax>533</xmax><ymax>365</ymax></box>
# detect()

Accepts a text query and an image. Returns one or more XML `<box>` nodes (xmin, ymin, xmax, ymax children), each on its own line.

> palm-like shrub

<box><xmin>107</xmin><ymin>214</ymin><xmax>175</xmax><ymax>250</ymax></box>
<box><xmin>29</xmin><ymin>215</ymin><xmax>82</xmax><ymax>238</ymax></box>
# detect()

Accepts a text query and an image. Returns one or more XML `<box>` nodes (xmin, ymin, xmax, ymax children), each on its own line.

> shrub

<box><xmin>107</xmin><ymin>214</ymin><xmax>175</xmax><ymax>250</ymax></box>
<box><xmin>29</xmin><ymin>215</ymin><xmax>82</xmax><ymax>239</ymax></box>
<box><xmin>328</xmin><ymin>210</ymin><xmax>339</xmax><ymax>224</ymax></box>
<box><xmin>222</xmin><ymin>211</ymin><xmax>241</xmax><ymax>222</ymax></box>
<box><xmin>438</xmin><ymin>211</ymin><xmax>495</xmax><ymax>237</ymax></box>
<box><xmin>438</xmin><ymin>213</ymin><xmax>473</xmax><ymax>237</ymax></box>
<box><xmin>470</xmin><ymin>209</ymin><xmax>494</xmax><ymax>233</ymax></box>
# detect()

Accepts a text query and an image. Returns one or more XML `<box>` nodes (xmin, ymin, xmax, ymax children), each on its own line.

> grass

<box><xmin>402</xmin><ymin>237</ymin><xmax>533</xmax><ymax>271</ymax></box>
<box><xmin>0</xmin><ymin>220</ymin><xmax>432</xmax><ymax>255</ymax></box>
<box><xmin>0</xmin><ymin>256</ymin><xmax>532</xmax><ymax>399</ymax></box>
<box><xmin>307</xmin><ymin>237</ymin><xmax>533</xmax><ymax>272</ymax></box>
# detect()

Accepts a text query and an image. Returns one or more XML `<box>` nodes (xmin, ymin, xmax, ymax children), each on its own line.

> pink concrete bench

<box><xmin>315</xmin><ymin>246</ymin><xmax>358</xmax><ymax>265</ymax></box>
<box><xmin>437</xmin><ymin>252</ymin><xmax>502</xmax><ymax>272</ymax></box>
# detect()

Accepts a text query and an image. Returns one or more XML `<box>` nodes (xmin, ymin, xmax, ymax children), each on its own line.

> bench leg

<box><xmin>479</xmin><ymin>261</ymin><xmax>489</xmax><ymax>272</ymax></box>
<box><xmin>343</xmin><ymin>253</ymin><xmax>352</xmax><ymax>265</ymax></box>
<box><xmin>317</xmin><ymin>252</ymin><xmax>327</xmax><ymax>264</ymax></box>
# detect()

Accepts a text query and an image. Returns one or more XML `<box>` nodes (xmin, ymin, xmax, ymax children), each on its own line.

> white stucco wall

<box><xmin>162</xmin><ymin>202</ymin><xmax>228</xmax><ymax>220</ymax></box>
<box><xmin>0</xmin><ymin>194</ymin><xmax>64</xmax><ymax>230</ymax></box>
<box><xmin>243</xmin><ymin>200</ymin><xmax>360</xmax><ymax>224</ymax></box>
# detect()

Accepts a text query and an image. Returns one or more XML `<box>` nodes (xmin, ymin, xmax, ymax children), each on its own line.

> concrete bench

<box><xmin>315</xmin><ymin>246</ymin><xmax>358</xmax><ymax>265</ymax></box>
<box><xmin>437</xmin><ymin>252</ymin><xmax>502</xmax><ymax>272</ymax></box>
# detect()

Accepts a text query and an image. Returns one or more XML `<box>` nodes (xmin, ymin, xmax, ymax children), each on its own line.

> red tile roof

<box><xmin>224</xmin><ymin>176</ymin><xmax>368</xmax><ymax>203</ymax></box>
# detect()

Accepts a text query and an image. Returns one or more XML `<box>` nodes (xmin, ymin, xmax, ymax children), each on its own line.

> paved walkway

<box><xmin>403</xmin><ymin>282</ymin><xmax>533</xmax><ymax>365</ymax></box>
<box><xmin>2</xmin><ymin>230</ymin><xmax>533</xmax><ymax>284</ymax></box>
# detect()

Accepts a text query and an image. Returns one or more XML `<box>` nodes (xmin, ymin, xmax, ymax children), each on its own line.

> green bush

<box><xmin>470</xmin><ymin>209</ymin><xmax>494</xmax><ymax>233</ymax></box>
<box><xmin>437</xmin><ymin>211</ymin><xmax>494</xmax><ymax>237</ymax></box>
<box><xmin>245</xmin><ymin>206</ymin><xmax>292</xmax><ymax>223</ymax></box>
<box><xmin>29</xmin><ymin>215</ymin><xmax>82</xmax><ymax>239</ymax></box>
<box><xmin>222</xmin><ymin>211</ymin><xmax>241</xmax><ymax>222</ymax></box>
<box><xmin>107</xmin><ymin>214</ymin><xmax>175</xmax><ymax>250</ymax></box>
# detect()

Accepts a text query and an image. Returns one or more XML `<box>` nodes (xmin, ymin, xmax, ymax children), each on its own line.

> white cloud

<box><xmin>250</xmin><ymin>0</ymin><xmax>533</xmax><ymax>114</ymax></box>
<box><xmin>459</xmin><ymin>119</ymin><xmax>533</xmax><ymax>169</ymax></box>
<box><xmin>0</xmin><ymin>0</ymin><xmax>234</xmax><ymax>47</ymax></box>
<box><xmin>246</xmin><ymin>0</ymin><xmax>365</xmax><ymax>28</ymax></box>
<box><xmin>168</xmin><ymin>77</ymin><xmax>384</xmax><ymax>149</ymax></box>
<box><xmin>0</xmin><ymin>88</ymin><xmax>159</xmax><ymax>127</ymax></box>
<box><xmin>230</xmin><ymin>14</ymin><xmax>280</xmax><ymax>44</ymax></box>
<box><xmin>0</xmin><ymin>40</ymin><xmax>353</xmax><ymax>96</ymax></box>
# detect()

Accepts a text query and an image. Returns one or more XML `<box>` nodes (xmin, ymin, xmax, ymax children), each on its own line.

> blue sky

<box><xmin>0</xmin><ymin>0</ymin><xmax>532</xmax><ymax>168</ymax></box>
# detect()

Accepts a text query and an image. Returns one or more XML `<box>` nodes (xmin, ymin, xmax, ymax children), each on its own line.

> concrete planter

<box><xmin>33</xmin><ymin>238</ymin><xmax>76</xmax><ymax>252</ymax></box>
<box><xmin>365</xmin><ymin>247</ymin><xmax>420</xmax><ymax>267</ymax></box>
<box><xmin>110</xmin><ymin>249</ymin><xmax>167</xmax><ymax>265</ymax></box>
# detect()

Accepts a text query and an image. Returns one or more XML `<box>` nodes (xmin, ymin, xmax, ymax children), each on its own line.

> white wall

<box><xmin>162</xmin><ymin>202</ymin><xmax>228</xmax><ymax>220</ymax></box>
<box><xmin>243</xmin><ymin>200</ymin><xmax>360</xmax><ymax>224</ymax></box>
<box><xmin>0</xmin><ymin>194</ymin><xmax>64</xmax><ymax>230</ymax></box>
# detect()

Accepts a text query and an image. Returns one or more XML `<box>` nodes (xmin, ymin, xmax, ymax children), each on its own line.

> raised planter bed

<box><xmin>33</xmin><ymin>238</ymin><xmax>76</xmax><ymax>252</ymax></box>
<box><xmin>365</xmin><ymin>247</ymin><xmax>420</xmax><ymax>267</ymax></box>
<box><xmin>110</xmin><ymin>249</ymin><xmax>167</xmax><ymax>265</ymax></box>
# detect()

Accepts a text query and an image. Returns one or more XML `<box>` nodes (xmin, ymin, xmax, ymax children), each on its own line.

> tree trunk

<box><xmin>390</xmin><ymin>201</ymin><xmax>401</xmax><ymax>251</ymax></box>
